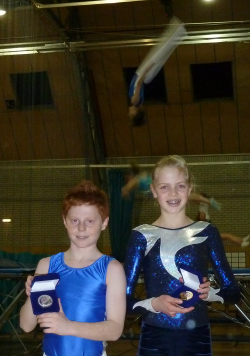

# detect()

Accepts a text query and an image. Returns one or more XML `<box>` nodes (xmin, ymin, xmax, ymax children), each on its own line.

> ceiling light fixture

<box><xmin>0</xmin><ymin>9</ymin><xmax>6</xmax><ymax>16</ymax></box>
<box><xmin>2</xmin><ymin>218</ymin><xmax>11</xmax><ymax>223</ymax></box>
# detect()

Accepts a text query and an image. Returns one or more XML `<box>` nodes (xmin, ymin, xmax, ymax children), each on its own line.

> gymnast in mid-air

<box><xmin>128</xmin><ymin>17</ymin><xmax>187</xmax><ymax>127</ymax></box>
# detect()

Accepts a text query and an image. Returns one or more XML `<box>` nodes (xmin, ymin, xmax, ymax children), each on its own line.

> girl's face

<box><xmin>150</xmin><ymin>166</ymin><xmax>192</xmax><ymax>216</ymax></box>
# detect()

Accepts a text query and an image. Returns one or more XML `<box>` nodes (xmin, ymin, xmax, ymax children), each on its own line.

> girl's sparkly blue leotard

<box><xmin>124</xmin><ymin>221</ymin><xmax>240</xmax><ymax>330</ymax></box>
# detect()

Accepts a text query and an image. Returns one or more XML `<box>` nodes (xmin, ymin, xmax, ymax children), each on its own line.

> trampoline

<box><xmin>0</xmin><ymin>258</ymin><xmax>36</xmax><ymax>354</ymax></box>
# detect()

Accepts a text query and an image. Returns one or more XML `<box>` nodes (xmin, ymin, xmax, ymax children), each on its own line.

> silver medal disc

<box><xmin>38</xmin><ymin>295</ymin><xmax>53</xmax><ymax>308</ymax></box>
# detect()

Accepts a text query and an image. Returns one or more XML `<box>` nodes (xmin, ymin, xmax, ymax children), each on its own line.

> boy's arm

<box><xmin>38</xmin><ymin>259</ymin><xmax>126</xmax><ymax>341</ymax></box>
<box><xmin>102</xmin><ymin>259</ymin><xmax>126</xmax><ymax>339</ymax></box>
<box><xmin>19</xmin><ymin>257</ymin><xmax>50</xmax><ymax>332</ymax></box>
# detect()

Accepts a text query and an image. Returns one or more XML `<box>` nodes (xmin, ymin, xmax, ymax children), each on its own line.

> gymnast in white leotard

<box><xmin>128</xmin><ymin>17</ymin><xmax>187</xmax><ymax>127</ymax></box>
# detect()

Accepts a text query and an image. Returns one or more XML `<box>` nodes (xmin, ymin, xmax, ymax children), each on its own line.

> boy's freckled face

<box><xmin>63</xmin><ymin>204</ymin><xmax>108</xmax><ymax>249</ymax></box>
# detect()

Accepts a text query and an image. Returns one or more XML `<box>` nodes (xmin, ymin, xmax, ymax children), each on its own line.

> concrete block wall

<box><xmin>0</xmin><ymin>159</ymin><xmax>89</xmax><ymax>254</ymax></box>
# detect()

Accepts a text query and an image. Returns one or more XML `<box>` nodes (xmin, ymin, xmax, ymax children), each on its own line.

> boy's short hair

<box><xmin>130</xmin><ymin>107</ymin><xmax>146</xmax><ymax>127</ymax></box>
<box><xmin>62</xmin><ymin>180</ymin><xmax>109</xmax><ymax>221</ymax></box>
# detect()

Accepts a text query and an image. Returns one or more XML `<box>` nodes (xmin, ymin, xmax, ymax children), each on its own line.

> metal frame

<box><xmin>32</xmin><ymin>0</ymin><xmax>148</xmax><ymax>8</ymax></box>
<box><xmin>0</xmin><ymin>26</ymin><xmax>249</xmax><ymax>55</ymax></box>
<box><xmin>209</xmin><ymin>270</ymin><xmax>250</xmax><ymax>326</ymax></box>
<box><xmin>0</xmin><ymin>279</ymin><xmax>27</xmax><ymax>353</ymax></box>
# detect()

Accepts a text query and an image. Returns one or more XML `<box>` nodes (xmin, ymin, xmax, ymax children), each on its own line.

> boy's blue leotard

<box><xmin>124</xmin><ymin>221</ymin><xmax>240</xmax><ymax>330</ymax></box>
<box><xmin>43</xmin><ymin>253</ymin><xmax>114</xmax><ymax>356</ymax></box>
<box><xmin>129</xmin><ymin>73</ymin><xmax>144</xmax><ymax>107</ymax></box>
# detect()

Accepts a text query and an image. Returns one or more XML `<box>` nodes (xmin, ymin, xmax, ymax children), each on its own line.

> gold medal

<box><xmin>179</xmin><ymin>291</ymin><xmax>193</xmax><ymax>301</ymax></box>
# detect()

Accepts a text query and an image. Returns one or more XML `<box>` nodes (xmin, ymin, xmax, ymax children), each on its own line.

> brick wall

<box><xmin>0</xmin><ymin>159</ymin><xmax>90</xmax><ymax>254</ymax></box>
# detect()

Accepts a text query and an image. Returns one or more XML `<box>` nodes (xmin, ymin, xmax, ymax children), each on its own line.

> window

<box><xmin>190</xmin><ymin>61</ymin><xmax>234</xmax><ymax>101</ymax></box>
<box><xmin>10</xmin><ymin>71</ymin><xmax>54</xmax><ymax>109</ymax></box>
<box><xmin>226</xmin><ymin>252</ymin><xmax>245</xmax><ymax>269</ymax></box>
<box><xmin>123</xmin><ymin>67</ymin><xmax>167</xmax><ymax>104</ymax></box>
<box><xmin>5</xmin><ymin>99</ymin><xmax>17</xmax><ymax>110</ymax></box>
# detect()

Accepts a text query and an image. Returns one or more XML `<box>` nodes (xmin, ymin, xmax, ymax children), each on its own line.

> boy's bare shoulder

<box><xmin>107</xmin><ymin>258</ymin><xmax>123</xmax><ymax>270</ymax></box>
<box><xmin>109</xmin><ymin>258</ymin><xmax>122</xmax><ymax>266</ymax></box>
<box><xmin>106</xmin><ymin>259</ymin><xmax>125</xmax><ymax>278</ymax></box>
<box><xmin>106</xmin><ymin>260</ymin><xmax>126</xmax><ymax>289</ymax></box>
<box><xmin>35</xmin><ymin>257</ymin><xmax>51</xmax><ymax>274</ymax></box>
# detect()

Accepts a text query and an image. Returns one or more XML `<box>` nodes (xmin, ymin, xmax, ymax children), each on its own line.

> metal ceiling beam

<box><xmin>0</xmin><ymin>28</ymin><xmax>250</xmax><ymax>55</ymax></box>
<box><xmin>33</xmin><ymin>0</ymin><xmax>148</xmax><ymax>8</ymax></box>
<box><xmin>69</xmin><ymin>28</ymin><xmax>250</xmax><ymax>50</ymax></box>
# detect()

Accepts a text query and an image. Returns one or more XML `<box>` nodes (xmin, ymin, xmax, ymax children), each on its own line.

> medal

<box><xmin>38</xmin><ymin>295</ymin><xmax>53</xmax><ymax>308</ymax></box>
<box><xmin>179</xmin><ymin>291</ymin><xmax>193</xmax><ymax>301</ymax></box>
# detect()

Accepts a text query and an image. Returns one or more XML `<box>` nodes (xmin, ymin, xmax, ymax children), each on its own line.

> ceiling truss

<box><xmin>0</xmin><ymin>27</ymin><xmax>249</xmax><ymax>56</ymax></box>
<box><xmin>32</xmin><ymin>0</ymin><xmax>148</xmax><ymax>8</ymax></box>
<box><xmin>0</xmin><ymin>2</ymin><xmax>247</xmax><ymax>56</ymax></box>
